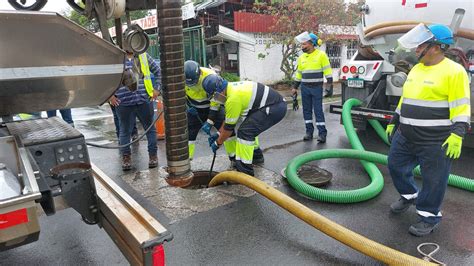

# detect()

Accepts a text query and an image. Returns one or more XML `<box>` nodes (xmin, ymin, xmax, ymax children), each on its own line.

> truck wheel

<box><xmin>7</xmin><ymin>0</ymin><xmax>48</xmax><ymax>11</ymax></box>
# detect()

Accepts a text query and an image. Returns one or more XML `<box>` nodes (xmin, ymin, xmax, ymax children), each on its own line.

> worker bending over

<box><xmin>203</xmin><ymin>76</ymin><xmax>287</xmax><ymax>176</ymax></box>
<box><xmin>386</xmin><ymin>24</ymin><xmax>471</xmax><ymax>236</ymax></box>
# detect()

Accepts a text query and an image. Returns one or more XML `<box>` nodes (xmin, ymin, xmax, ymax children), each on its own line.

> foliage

<box><xmin>254</xmin><ymin>0</ymin><xmax>364</xmax><ymax>80</ymax></box>
<box><xmin>221</xmin><ymin>72</ymin><xmax>240</xmax><ymax>82</ymax></box>
<box><xmin>65</xmin><ymin>3</ymin><xmax>151</xmax><ymax>33</ymax></box>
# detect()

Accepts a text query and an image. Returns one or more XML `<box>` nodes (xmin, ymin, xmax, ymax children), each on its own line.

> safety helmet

<box><xmin>184</xmin><ymin>60</ymin><xmax>201</xmax><ymax>86</ymax></box>
<box><xmin>398</xmin><ymin>23</ymin><xmax>453</xmax><ymax>50</ymax></box>
<box><xmin>427</xmin><ymin>24</ymin><xmax>454</xmax><ymax>45</ymax></box>
<box><xmin>202</xmin><ymin>74</ymin><xmax>228</xmax><ymax>97</ymax></box>
<box><xmin>295</xmin><ymin>31</ymin><xmax>322</xmax><ymax>46</ymax></box>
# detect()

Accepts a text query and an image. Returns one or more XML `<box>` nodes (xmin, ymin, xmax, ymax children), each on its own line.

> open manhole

<box><xmin>281</xmin><ymin>164</ymin><xmax>332</xmax><ymax>187</ymax></box>
<box><xmin>183</xmin><ymin>171</ymin><xmax>220</xmax><ymax>190</ymax></box>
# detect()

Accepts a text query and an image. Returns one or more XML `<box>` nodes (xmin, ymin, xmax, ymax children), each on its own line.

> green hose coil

<box><xmin>286</xmin><ymin>98</ymin><xmax>474</xmax><ymax>203</ymax></box>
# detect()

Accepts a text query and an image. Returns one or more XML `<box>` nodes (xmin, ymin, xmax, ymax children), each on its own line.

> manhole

<box><xmin>281</xmin><ymin>164</ymin><xmax>332</xmax><ymax>187</ymax></box>
<box><xmin>183</xmin><ymin>171</ymin><xmax>220</xmax><ymax>189</ymax></box>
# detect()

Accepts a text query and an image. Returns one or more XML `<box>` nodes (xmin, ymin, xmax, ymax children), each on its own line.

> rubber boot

<box><xmin>252</xmin><ymin>148</ymin><xmax>264</xmax><ymax>164</ymax></box>
<box><xmin>235</xmin><ymin>160</ymin><xmax>254</xmax><ymax>176</ymax></box>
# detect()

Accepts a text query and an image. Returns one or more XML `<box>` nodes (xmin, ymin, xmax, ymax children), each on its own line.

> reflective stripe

<box><xmin>449</xmin><ymin>98</ymin><xmax>470</xmax><ymax>108</ymax></box>
<box><xmin>226</xmin><ymin>117</ymin><xmax>239</xmax><ymax>124</ymax></box>
<box><xmin>400</xmin><ymin>117</ymin><xmax>452</xmax><ymax>127</ymax></box>
<box><xmin>193</xmin><ymin>103</ymin><xmax>210</xmax><ymax>108</ymax></box>
<box><xmin>305</xmin><ymin>120</ymin><xmax>313</xmax><ymax>124</ymax></box>
<box><xmin>259</xmin><ymin>86</ymin><xmax>270</xmax><ymax>108</ymax></box>
<box><xmin>322</xmin><ymin>65</ymin><xmax>331</xmax><ymax>71</ymax></box>
<box><xmin>395</xmin><ymin>107</ymin><xmax>401</xmax><ymax>114</ymax></box>
<box><xmin>401</xmin><ymin>192</ymin><xmax>418</xmax><ymax>200</ymax></box>
<box><xmin>302</xmin><ymin>70</ymin><xmax>322</xmax><ymax>74</ymax></box>
<box><xmin>189</xmin><ymin>141</ymin><xmax>196</xmax><ymax>144</ymax></box>
<box><xmin>403</xmin><ymin>98</ymin><xmax>449</xmax><ymax>108</ymax></box>
<box><xmin>324</xmin><ymin>74</ymin><xmax>332</xmax><ymax>79</ymax></box>
<box><xmin>243</xmin><ymin>83</ymin><xmax>258</xmax><ymax>117</ymax></box>
<box><xmin>416</xmin><ymin>209</ymin><xmax>442</xmax><ymax>217</ymax></box>
<box><xmin>237</xmin><ymin>138</ymin><xmax>255</xmax><ymax>146</ymax></box>
<box><xmin>294</xmin><ymin>77</ymin><xmax>301</xmax><ymax>81</ymax></box>
<box><xmin>301</xmin><ymin>78</ymin><xmax>324</xmax><ymax>83</ymax></box>
<box><xmin>236</xmin><ymin>156</ymin><xmax>253</xmax><ymax>164</ymax></box>
<box><xmin>315</xmin><ymin>122</ymin><xmax>326</xmax><ymax>126</ymax></box>
<box><xmin>210</xmin><ymin>106</ymin><xmax>219</xmax><ymax>111</ymax></box>
<box><xmin>452</xmin><ymin>115</ymin><xmax>471</xmax><ymax>123</ymax></box>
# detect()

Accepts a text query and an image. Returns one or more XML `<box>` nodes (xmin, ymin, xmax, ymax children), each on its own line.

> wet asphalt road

<box><xmin>1</xmin><ymin>101</ymin><xmax>473</xmax><ymax>265</ymax></box>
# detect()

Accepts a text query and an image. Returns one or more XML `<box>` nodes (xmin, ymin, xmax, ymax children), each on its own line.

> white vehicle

<box><xmin>330</xmin><ymin>0</ymin><xmax>474</xmax><ymax>146</ymax></box>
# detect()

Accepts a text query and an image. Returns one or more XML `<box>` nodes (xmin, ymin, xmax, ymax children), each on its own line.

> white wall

<box><xmin>238</xmin><ymin>32</ymin><xmax>351</xmax><ymax>84</ymax></box>
<box><xmin>239</xmin><ymin>33</ymin><xmax>285</xmax><ymax>84</ymax></box>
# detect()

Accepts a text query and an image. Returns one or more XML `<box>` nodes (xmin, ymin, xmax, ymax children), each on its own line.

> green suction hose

<box><xmin>286</xmin><ymin>98</ymin><xmax>474</xmax><ymax>203</ymax></box>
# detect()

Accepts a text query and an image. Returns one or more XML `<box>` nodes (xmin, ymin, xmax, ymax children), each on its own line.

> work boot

<box><xmin>235</xmin><ymin>160</ymin><xmax>255</xmax><ymax>176</ymax></box>
<box><xmin>390</xmin><ymin>197</ymin><xmax>415</xmax><ymax>213</ymax></box>
<box><xmin>317</xmin><ymin>135</ymin><xmax>326</xmax><ymax>143</ymax></box>
<box><xmin>252</xmin><ymin>148</ymin><xmax>264</xmax><ymax>164</ymax></box>
<box><xmin>303</xmin><ymin>134</ymin><xmax>313</xmax><ymax>141</ymax></box>
<box><xmin>122</xmin><ymin>155</ymin><xmax>132</xmax><ymax>171</ymax></box>
<box><xmin>409</xmin><ymin>220</ymin><xmax>439</xmax><ymax>237</ymax></box>
<box><xmin>149</xmin><ymin>155</ymin><xmax>158</xmax><ymax>169</ymax></box>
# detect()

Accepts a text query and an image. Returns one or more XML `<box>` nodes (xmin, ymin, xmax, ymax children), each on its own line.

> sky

<box><xmin>0</xmin><ymin>1</ymin><xmax>72</xmax><ymax>13</ymax></box>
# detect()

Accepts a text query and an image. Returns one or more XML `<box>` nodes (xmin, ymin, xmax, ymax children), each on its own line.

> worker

<box><xmin>386</xmin><ymin>24</ymin><xmax>471</xmax><ymax>236</ymax></box>
<box><xmin>112</xmin><ymin>51</ymin><xmax>161</xmax><ymax>170</ymax></box>
<box><xmin>184</xmin><ymin>60</ymin><xmax>248</xmax><ymax>164</ymax></box>
<box><xmin>292</xmin><ymin>31</ymin><xmax>333</xmax><ymax>142</ymax></box>
<box><xmin>203</xmin><ymin>76</ymin><xmax>287</xmax><ymax>176</ymax></box>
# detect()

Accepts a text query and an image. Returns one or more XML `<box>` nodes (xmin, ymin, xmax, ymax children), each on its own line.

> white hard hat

<box><xmin>295</xmin><ymin>31</ymin><xmax>312</xmax><ymax>44</ymax></box>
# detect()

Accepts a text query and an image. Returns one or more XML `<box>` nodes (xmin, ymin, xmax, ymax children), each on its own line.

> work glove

<box><xmin>201</xmin><ymin>119</ymin><xmax>214</xmax><ymax>136</ymax></box>
<box><xmin>187</xmin><ymin>106</ymin><xmax>198</xmax><ymax>117</ymax></box>
<box><xmin>208</xmin><ymin>133</ymin><xmax>220</xmax><ymax>154</ymax></box>
<box><xmin>442</xmin><ymin>133</ymin><xmax>463</xmax><ymax>159</ymax></box>
<box><xmin>292</xmin><ymin>92</ymin><xmax>299</xmax><ymax>111</ymax></box>
<box><xmin>386</xmin><ymin>124</ymin><xmax>395</xmax><ymax>144</ymax></box>
<box><xmin>324</xmin><ymin>84</ymin><xmax>333</xmax><ymax>97</ymax></box>
<box><xmin>386</xmin><ymin>124</ymin><xmax>395</xmax><ymax>137</ymax></box>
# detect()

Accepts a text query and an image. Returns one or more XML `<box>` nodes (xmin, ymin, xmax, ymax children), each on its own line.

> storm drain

<box><xmin>183</xmin><ymin>171</ymin><xmax>220</xmax><ymax>190</ymax></box>
<box><xmin>281</xmin><ymin>163</ymin><xmax>332</xmax><ymax>187</ymax></box>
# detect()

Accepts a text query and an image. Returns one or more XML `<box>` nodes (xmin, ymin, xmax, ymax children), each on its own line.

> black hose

<box><xmin>86</xmin><ymin>110</ymin><xmax>163</xmax><ymax>149</ymax></box>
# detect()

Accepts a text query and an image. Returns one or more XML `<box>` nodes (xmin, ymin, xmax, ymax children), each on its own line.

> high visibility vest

<box><xmin>138</xmin><ymin>53</ymin><xmax>154</xmax><ymax>97</ymax></box>
<box><xmin>395</xmin><ymin>58</ymin><xmax>471</xmax><ymax>143</ymax></box>
<box><xmin>185</xmin><ymin>67</ymin><xmax>217</xmax><ymax>109</ymax></box>
<box><xmin>295</xmin><ymin>49</ymin><xmax>332</xmax><ymax>85</ymax></box>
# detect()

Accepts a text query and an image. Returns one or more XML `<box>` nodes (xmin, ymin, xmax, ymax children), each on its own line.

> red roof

<box><xmin>234</xmin><ymin>12</ymin><xmax>276</xmax><ymax>33</ymax></box>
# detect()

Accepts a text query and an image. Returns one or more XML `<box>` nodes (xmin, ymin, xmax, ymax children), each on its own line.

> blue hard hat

<box><xmin>184</xmin><ymin>60</ymin><xmax>201</xmax><ymax>86</ymax></box>
<box><xmin>308</xmin><ymin>33</ymin><xmax>322</xmax><ymax>46</ymax></box>
<box><xmin>427</xmin><ymin>24</ymin><xmax>454</xmax><ymax>45</ymax></box>
<box><xmin>202</xmin><ymin>74</ymin><xmax>228</xmax><ymax>96</ymax></box>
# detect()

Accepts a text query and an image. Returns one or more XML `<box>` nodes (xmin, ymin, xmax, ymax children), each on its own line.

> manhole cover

<box><xmin>281</xmin><ymin>164</ymin><xmax>332</xmax><ymax>187</ymax></box>
<box><xmin>183</xmin><ymin>171</ymin><xmax>220</xmax><ymax>189</ymax></box>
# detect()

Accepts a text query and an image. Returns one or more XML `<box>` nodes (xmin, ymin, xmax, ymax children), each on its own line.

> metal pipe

<box><xmin>156</xmin><ymin>0</ymin><xmax>192</xmax><ymax>183</ymax></box>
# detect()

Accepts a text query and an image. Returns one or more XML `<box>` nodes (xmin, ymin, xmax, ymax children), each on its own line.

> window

<box><xmin>325</xmin><ymin>42</ymin><xmax>341</xmax><ymax>69</ymax></box>
<box><xmin>346</xmin><ymin>41</ymin><xmax>358</xmax><ymax>60</ymax></box>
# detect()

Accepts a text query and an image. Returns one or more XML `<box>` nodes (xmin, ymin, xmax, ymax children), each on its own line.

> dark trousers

<box><xmin>47</xmin><ymin>109</ymin><xmax>74</xmax><ymax>126</ymax></box>
<box><xmin>116</xmin><ymin>102</ymin><xmax>157</xmax><ymax>156</ymax></box>
<box><xmin>301</xmin><ymin>84</ymin><xmax>327</xmax><ymax>137</ymax></box>
<box><xmin>388</xmin><ymin>130</ymin><xmax>452</xmax><ymax>224</ymax></box>
<box><xmin>111</xmin><ymin>105</ymin><xmax>137</xmax><ymax>139</ymax></box>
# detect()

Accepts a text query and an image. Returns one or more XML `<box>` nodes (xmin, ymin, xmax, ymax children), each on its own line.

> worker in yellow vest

<box><xmin>203</xmin><ymin>76</ymin><xmax>287</xmax><ymax>176</ymax></box>
<box><xmin>386</xmin><ymin>24</ymin><xmax>471</xmax><ymax>236</ymax></box>
<box><xmin>184</xmin><ymin>60</ymin><xmax>238</xmax><ymax>163</ymax></box>
<box><xmin>292</xmin><ymin>31</ymin><xmax>333</xmax><ymax>143</ymax></box>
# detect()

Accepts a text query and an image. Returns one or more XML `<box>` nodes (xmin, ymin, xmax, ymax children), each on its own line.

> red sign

<box><xmin>0</xmin><ymin>208</ymin><xmax>29</xmax><ymax>229</ymax></box>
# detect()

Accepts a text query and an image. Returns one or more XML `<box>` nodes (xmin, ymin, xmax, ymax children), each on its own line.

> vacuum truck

<box><xmin>0</xmin><ymin>1</ymin><xmax>173</xmax><ymax>264</ymax></box>
<box><xmin>330</xmin><ymin>0</ymin><xmax>474</xmax><ymax>147</ymax></box>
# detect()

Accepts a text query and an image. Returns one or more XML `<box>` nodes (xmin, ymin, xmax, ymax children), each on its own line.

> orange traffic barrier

<box><xmin>155</xmin><ymin>99</ymin><xmax>165</xmax><ymax>140</ymax></box>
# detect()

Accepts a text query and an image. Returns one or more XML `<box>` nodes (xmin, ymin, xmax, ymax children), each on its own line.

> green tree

<box><xmin>65</xmin><ymin>5</ymin><xmax>151</xmax><ymax>33</ymax></box>
<box><xmin>255</xmin><ymin>0</ymin><xmax>362</xmax><ymax>80</ymax></box>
